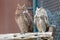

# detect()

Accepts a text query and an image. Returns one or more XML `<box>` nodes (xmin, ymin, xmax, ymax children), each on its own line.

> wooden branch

<box><xmin>0</xmin><ymin>32</ymin><xmax>52</xmax><ymax>39</ymax></box>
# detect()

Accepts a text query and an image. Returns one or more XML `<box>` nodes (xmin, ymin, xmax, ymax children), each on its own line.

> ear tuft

<box><xmin>36</xmin><ymin>7</ymin><xmax>39</xmax><ymax>10</ymax></box>
<box><xmin>17</xmin><ymin>4</ymin><xmax>21</xmax><ymax>9</ymax></box>
<box><xmin>22</xmin><ymin>4</ymin><xmax>26</xmax><ymax>9</ymax></box>
<box><xmin>18</xmin><ymin>4</ymin><xmax>20</xmax><ymax>7</ymax></box>
<box><xmin>22</xmin><ymin>4</ymin><xmax>25</xmax><ymax>7</ymax></box>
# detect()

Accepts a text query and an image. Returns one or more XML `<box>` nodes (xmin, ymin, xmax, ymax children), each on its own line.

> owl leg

<box><xmin>20</xmin><ymin>32</ymin><xmax>26</xmax><ymax>34</ymax></box>
<box><xmin>42</xmin><ymin>30</ymin><xmax>45</xmax><ymax>33</ymax></box>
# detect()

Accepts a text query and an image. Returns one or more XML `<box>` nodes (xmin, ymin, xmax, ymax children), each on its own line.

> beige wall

<box><xmin>0</xmin><ymin>0</ymin><xmax>32</xmax><ymax>34</ymax></box>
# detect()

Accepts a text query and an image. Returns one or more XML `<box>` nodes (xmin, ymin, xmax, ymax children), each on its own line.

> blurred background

<box><xmin>0</xmin><ymin>0</ymin><xmax>60</xmax><ymax>40</ymax></box>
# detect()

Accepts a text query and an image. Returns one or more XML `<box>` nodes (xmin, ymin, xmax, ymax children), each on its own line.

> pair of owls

<box><xmin>15</xmin><ymin>4</ymin><xmax>49</xmax><ymax>33</ymax></box>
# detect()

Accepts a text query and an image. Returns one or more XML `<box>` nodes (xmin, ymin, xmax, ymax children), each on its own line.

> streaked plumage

<box><xmin>34</xmin><ymin>7</ymin><xmax>49</xmax><ymax>32</ymax></box>
<box><xmin>15</xmin><ymin>4</ymin><xmax>33</xmax><ymax>33</ymax></box>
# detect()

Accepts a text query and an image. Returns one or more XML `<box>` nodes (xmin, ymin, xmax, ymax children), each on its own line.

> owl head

<box><xmin>15</xmin><ymin>4</ymin><xmax>28</xmax><ymax>15</ymax></box>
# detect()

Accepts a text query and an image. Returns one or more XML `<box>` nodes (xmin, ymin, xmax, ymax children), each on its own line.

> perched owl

<box><xmin>34</xmin><ymin>7</ymin><xmax>49</xmax><ymax>32</ymax></box>
<box><xmin>15</xmin><ymin>4</ymin><xmax>33</xmax><ymax>34</ymax></box>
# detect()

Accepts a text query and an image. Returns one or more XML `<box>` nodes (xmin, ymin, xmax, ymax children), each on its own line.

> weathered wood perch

<box><xmin>0</xmin><ymin>32</ymin><xmax>52</xmax><ymax>39</ymax></box>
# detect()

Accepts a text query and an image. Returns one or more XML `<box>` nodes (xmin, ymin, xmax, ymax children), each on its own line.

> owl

<box><xmin>34</xmin><ymin>7</ymin><xmax>49</xmax><ymax>32</ymax></box>
<box><xmin>15</xmin><ymin>4</ymin><xmax>33</xmax><ymax>34</ymax></box>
